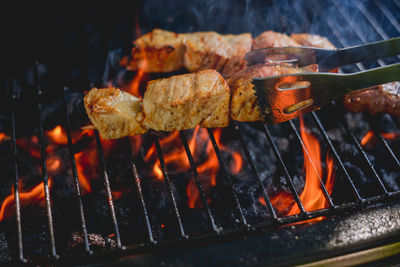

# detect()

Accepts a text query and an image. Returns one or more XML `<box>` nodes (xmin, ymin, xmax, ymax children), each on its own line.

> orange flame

<box><xmin>126</xmin><ymin>17</ymin><xmax>148</xmax><ymax>98</ymax></box>
<box><xmin>264</xmin><ymin>117</ymin><xmax>335</xmax><ymax>223</ymax></box>
<box><xmin>361</xmin><ymin>131</ymin><xmax>399</xmax><ymax>146</ymax></box>
<box><xmin>0</xmin><ymin>133</ymin><xmax>7</xmax><ymax>142</ymax></box>
<box><xmin>46</xmin><ymin>125</ymin><xmax>68</xmax><ymax>145</ymax></box>
<box><xmin>145</xmin><ymin>126</ymin><xmax>243</xmax><ymax>209</ymax></box>
<box><xmin>0</xmin><ymin>179</ymin><xmax>53</xmax><ymax>221</ymax></box>
<box><xmin>361</xmin><ymin>131</ymin><xmax>375</xmax><ymax>146</ymax></box>
<box><xmin>75</xmin><ymin>151</ymin><xmax>93</xmax><ymax>194</ymax></box>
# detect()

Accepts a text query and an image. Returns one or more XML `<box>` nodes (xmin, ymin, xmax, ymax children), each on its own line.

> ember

<box><xmin>361</xmin><ymin>130</ymin><xmax>399</xmax><ymax>147</ymax></box>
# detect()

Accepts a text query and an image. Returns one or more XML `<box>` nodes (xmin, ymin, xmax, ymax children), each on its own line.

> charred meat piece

<box><xmin>143</xmin><ymin>69</ymin><xmax>230</xmax><ymax>131</ymax></box>
<box><xmin>290</xmin><ymin>33</ymin><xmax>336</xmax><ymax>49</ymax></box>
<box><xmin>229</xmin><ymin>64</ymin><xmax>318</xmax><ymax>121</ymax></box>
<box><xmin>84</xmin><ymin>88</ymin><xmax>147</xmax><ymax>139</ymax></box>
<box><xmin>252</xmin><ymin>31</ymin><xmax>301</xmax><ymax>50</ymax></box>
<box><xmin>344</xmin><ymin>82</ymin><xmax>400</xmax><ymax>117</ymax></box>
<box><xmin>126</xmin><ymin>29</ymin><xmax>185</xmax><ymax>73</ymax></box>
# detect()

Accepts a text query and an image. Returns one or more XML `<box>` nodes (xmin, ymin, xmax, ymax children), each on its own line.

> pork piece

<box><xmin>290</xmin><ymin>33</ymin><xmax>336</xmax><ymax>49</ymax></box>
<box><xmin>126</xmin><ymin>29</ymin><xmax>252</xmax><ymax>78</ymax></box>
<box><xmin>220</xmin><ymin>33</ymin><xmax>253</xmax><ymax>77</ymax></box>
<box><xmin>229</xmin><ymin>64</ymin><xmax>318</xmax><ymax>121</ymax></box>
<box><xmin>252</xmin><ymin>31</ymin><xmax>301</xmax><ymax>50</ymax></box>
<box><xmin>127</xmin><ymin>29</ymin><xmax>185</xmax><ymax>72</ymax></box>
<box><xmin>143</xmin><ymin>69</ymin><xmax>230</xmax><ymax>131</ymax></box>
<box><xmin>84</xmin><ymin>88</ymin><xmax>147</xmax><ymax>139</ymax></box>
<box><xmin>344</xmin><ymin>82</ymin><xmax>400</xmax><ymax>117</ymax></box>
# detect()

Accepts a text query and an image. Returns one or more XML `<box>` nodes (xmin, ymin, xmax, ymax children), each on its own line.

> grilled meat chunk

<box><xmin>344</xmin><ymin>82</ymin><xmax>400</xmax><ymax>117</ymax></box>
<box><xmin>183</xmin><ymin>32</ymin><xmax>252</xmax><ymax>77</ymax></box>
<box><xmin>143</xmin><ymin>69</ymin><xmax>230</xmax><ymax>131</ymax></box>
<box><xmin>126</xmin><ymin>29</ymin><xmax>252</xmax><ymax>78</ymax></box>
<box><xmin>127</xmin><ymin>29</ymin><xmax>185</xmax><ymax>73</ymax></box>
<box><xmin>229</xmin><ymin>64</ymin><xmax>318</xmax><ymax>121</ymax></box>
<box><xmin>84</xmin><ymin>88</ymin><xmax>147</xmax><ymax>139</ymax></box>
<box><xmin>182</xmin><ymin>31</ymin><xmax>232</xmax><ymax>73</ymax></box>
<box><xmin>252</xmin><ymin>31</ymin><xmax>300</xmax><ymax>50</ymax></box>
<box><xmin>221</xmin><ymin>33</ymin><xmax>253</xmax><ymax>78</ymax></box>
<box><xmin>290</xmin><ymin>33</ymin><xmax>336</xmax><ymax>49</ymax></box>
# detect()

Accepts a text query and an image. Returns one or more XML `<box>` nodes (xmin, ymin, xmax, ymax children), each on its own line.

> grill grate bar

<box><xmin>377</xmin><ymin>134</ymin><xmax>400</xmax><ymax>169</ymax></box>
<box><xmin>153</xmin><ymin>135</ymin><xmax>188</xmax><ymax>239</ymax></box>
<box><xmin>312</xmin><ymin>3</ymin><xmax>390</xmax><ymax>195</ymax></box>
<box><xmin>330</xmin><ymin>0</ymin><xmax>400</xmax><ymax>193</ymax></box>
<box><xmin>179</xmin><ymin>130</ymin><xmax>221</xmax><ymax>233</ymax></box>
<box><xmin>33</xmin><ymin>64</ymin><xmax>59</xmax><ymax>259</ymax></box>
<box><xmin>61</xmin><ymin>87</ymin><xmax>92</xmax><ymax>254</ymax></box>
<box><xmin>310</xmin><ymin>112</ymin><xmax>362</xmax><ymax>202</ymax></box>
<box><xmin>207</xmin><ymin>128</ymin><xmax>249</xmax><ymax>227</ymax></box>
<box><xmin>9</xmin><ymin>80</ymin><xmax>26</xmax><ymax>263</ymax></box>
<box><xmin>259</xmin><ymin>122</ymin><xmax>306</xmax><ymax>214</ymax></box>
<box><xmin>94</xmin><ymin>131</ymin><xmax>122</xmax><ymax>248</ymax></box>
<box><xmin>233</xmin><ymin>122</ymin><xmax>278</xmax><ymax>219</ymax></box>
<box><xmin>375</xmin><ymin>0</ymin><xmax>400</xmax><ymax>32</ymax></box>
<box><xmin>127</xmin><ymin>137</ymin><xmax>155</xmax><ymax>243</ymax></box>
<box><xmin>288</xmin><ymin>120</ymin><xmax>336</xmax><ymax>207</ymax></box>
<box><xmin>392</xmin><ymin>117</ymin><xmax>400</xmax><ymax>131</ymax></box>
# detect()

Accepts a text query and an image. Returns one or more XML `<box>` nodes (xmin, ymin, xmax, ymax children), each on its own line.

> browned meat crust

<box><xmin>126</xmin><ymin>29</ymin><xmax>252</xmax><ymax>78</ymax></box>
<box><xmin>252</xmin><ymin>31</ymin><xmax>300</xmax><ymax>50</ymax></box>
<box><xmin>127</xmin><ymin>29</ymin><xmax>185</xmax><ymax>73</ymax></box>
<box><xmin>290</xmin><ymin>33</ymin><xmax>336</xmax><ymax>49</ymax></box>
<box><xmin>343</xmin><ymin>82</ymin><xmax>400</xmax><ymax>117</ymax></box>
<box><xmin>143</xmin><ymin>69</ymin><xmax>230</xmax><ymax>131</ymax></box>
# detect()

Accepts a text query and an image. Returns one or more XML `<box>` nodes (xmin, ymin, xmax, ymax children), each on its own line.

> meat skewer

<box><xmin>124</xmin><ymin>29</ymin><xmax>252</xmax><ymax>78</ymax></box>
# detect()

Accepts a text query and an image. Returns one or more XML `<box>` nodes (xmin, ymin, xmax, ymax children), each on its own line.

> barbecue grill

<box><xmin>2</xmin><ymin>0</ymin><xmax>400</xmax><ymax>265</ymax></box>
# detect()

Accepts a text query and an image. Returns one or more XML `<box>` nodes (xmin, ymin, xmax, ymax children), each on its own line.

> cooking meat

<box><xmin>343</xmin><ymin>82</ymin><xmax>400</xmax><ymax>117</ymax></box>
<box><xmin>290</xmin><ymin>33</ymin><xmax>336</xmax><ymax>49</ymax></box>
<box><xmin>220</xmin><ymin>33</ymin><xmax>253</xmax><ymax>77</ymax></box>
<box><xmin>126</xmin><ymin>29</ymin><xmax>185</xmax><ymax>73</ymax></box>
<box><xmin>84</xmin><ymin>88</ymin><xmax>147</xmax><ymax>139</ymax></box>
<box><xmin>182</xmin><ymin>31</ymin><xmax>232</xmax><ymax>73</ymax></box>
<box><xmin>252</xmin><ymin>31</ymin><xmax>301</xmax><ymax>50</ymax></box>
<box><xmin>229</xmin><ymin>64</ymin><xmax>318</xmax><ymax>121</ymax></box>
<box><xmin>230</xmin><ymin>31</ymin><xmax>317</xmax><ymax>122</ymax></box>
<box><xmin>126</xmin><ymin>29</ymin><xmax>252</xmax><ymax>77</ymax></box>
<box><xmin>143</xmin><ymin>69</ymin><xmax>230</xmax><ymax>131</ymax></box>
<box><xmin>183</xmin><ymin>32</ymin><xmax>252</xmax><ymax>77</ymax></box>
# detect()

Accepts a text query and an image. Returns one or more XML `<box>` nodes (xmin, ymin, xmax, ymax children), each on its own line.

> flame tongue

<box><xmin>268</xmin><ymin>117</ymin><xmax>335</xmax><ymax>221</ymax></box>
<box><xmin>145</xmin><ymin>126</ymin><xmax>243</xmax><ymax>208</ymax></box>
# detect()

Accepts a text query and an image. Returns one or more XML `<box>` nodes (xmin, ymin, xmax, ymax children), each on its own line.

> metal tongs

<box><xmin>246</xmin><ymin>37</ymin><xmax>400</xmax><ymax>124</ymax></box>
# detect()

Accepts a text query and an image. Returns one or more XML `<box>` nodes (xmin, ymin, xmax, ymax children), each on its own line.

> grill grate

<box><xmin>4</xmin><ymin>0</ymin><xmax>400</xmax><ymax>264</ymax></box>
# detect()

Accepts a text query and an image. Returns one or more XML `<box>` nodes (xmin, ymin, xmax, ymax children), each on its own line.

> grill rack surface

<box><xmin>4</xmin><ymin>0</ymin><xmax>400</xmax><ymax>264</ymax></box>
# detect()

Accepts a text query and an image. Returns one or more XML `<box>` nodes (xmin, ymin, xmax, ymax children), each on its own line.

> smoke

<box><xmin>137</xmin><ymin>0</ymin><xmax>388</xmax><ymax>48</ymax></box>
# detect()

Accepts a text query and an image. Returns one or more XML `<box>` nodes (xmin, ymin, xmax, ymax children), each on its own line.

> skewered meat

<box><xmin>125</xmin><ymin>29</ymin><xmax>252</xmax><ymax>77</ymax></box>
<box><xmin>183</xmin><ymin>32</ymin><xmax>252</xmax><ymax>77</ymax></box>
<box><xmin>290</xmin><ymin>33</ymin><xmax>336</xmax><ymax>49</ymax></box>
<box><xmin>221</xmin><ymin>33</ymin><xmax>253</xmax><ymax>77</ymax></box>
<box><xmin>344</xmin><ymin>82</ymin><xmax>400</xmax><ymax>117</ymax></box>
<box><xmin>252</xmin><ymin>31</ymin><xmax>300</xmax><ymax>50</ymax></box>
<box><xmin>143</xmin><ymin>69</ymin><xmax>230</xmax><ymax>131</ymax></box>
<box><xmin>229</xmin><ymin>31</ymin><xmax>317</xmax><ymax>121</ymax></box>
<box><xmin>229</xmin><ymin>64</ymin><xmax>318</xmax><ymax>121</ymax></box>
<box><xmin>84</xmin><ymin>88</ymin><xmax>147</xmax><ymax>139</ymax></box>
<box><xmin>127</xmin><ymin>29</ymin><xmax>185</xmax><ymax>73</ymax></box>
